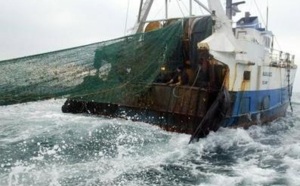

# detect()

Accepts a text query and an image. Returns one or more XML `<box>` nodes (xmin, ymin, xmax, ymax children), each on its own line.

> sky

<box><xmin>0</xmin><ymin>0</ymin><xmax>299</xmax><ymax>91</ymax></box>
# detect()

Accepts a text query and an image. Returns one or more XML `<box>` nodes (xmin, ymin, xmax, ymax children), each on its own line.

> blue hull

<box><xmin>224</xmin><ymin>87</ymin><xmax>291</xmax><ymax>128</ymax></box>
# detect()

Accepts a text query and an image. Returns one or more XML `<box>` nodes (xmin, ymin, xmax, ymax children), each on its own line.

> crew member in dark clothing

<box><xmin>196</xmin><ymin>42</ymin><xmax>216</xmax><ymax>88</ymax></box>
<box><xmin>167</xmin><ymin>65</ymin><xmax>189</xmax><ymax>85</ymax></box>
<box><xmin>197</xmin><ymin>57</ymin><xmax>210</xmax><ymax>85</ymax></box>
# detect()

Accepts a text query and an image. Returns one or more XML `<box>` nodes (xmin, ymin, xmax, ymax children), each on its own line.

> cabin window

<box><xmin>243</xmin><ymin>71</ymin><xmax>251</xmax><ymax>80</ymax></box>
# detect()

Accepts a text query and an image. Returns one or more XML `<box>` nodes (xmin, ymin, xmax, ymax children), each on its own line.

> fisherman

<box><xmin>167</xmin><ymin>65</ymin><xmax>189</xmax><ymax>85</ymax></box>
<box><xmin>196</xmin><ymin>42</ymin><xmax>216</xmax><ymax>88</ymax></box>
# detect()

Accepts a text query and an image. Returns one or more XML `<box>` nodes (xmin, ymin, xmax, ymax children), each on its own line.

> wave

<box><xmin>0</xmin><ymin>98</ymin><xmax>300</xmax><ymax>185</ymax></box>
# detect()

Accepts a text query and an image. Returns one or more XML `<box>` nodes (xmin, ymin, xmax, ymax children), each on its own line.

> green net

<box><xmin>0</xmin><ymin>16</ymin><xmax>214</xmax><ymax>106</ymax></box>
<box><xmin>0</xmin><ymin>21</ymin><xmax>185</xmax><ymax>105</ymax></box>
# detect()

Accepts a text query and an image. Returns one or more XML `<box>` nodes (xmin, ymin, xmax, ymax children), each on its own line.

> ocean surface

<box><xmin>0</xmin><ymin>93</ymin><xmax>300</xmax><ymax>186</ymax></box>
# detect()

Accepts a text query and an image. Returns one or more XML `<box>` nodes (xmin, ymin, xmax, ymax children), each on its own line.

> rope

<box><xmin>192</xmin><ymin>64</ymin><xmax>201</xmax><ymax>87</ymax></box>
<box><xmin>189</xmin><ymin>68</ymin><xmax>229</xmax><ymax>143</ymax></box>
<box><xmin>172</xmin><ymin>64</ymin><xmax>201</xmax><ymax>98</ymax></box>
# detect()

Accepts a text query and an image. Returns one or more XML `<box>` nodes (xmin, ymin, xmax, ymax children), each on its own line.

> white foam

<box><xmin>1</xmin><ymin>94</ymin><xmax>300</xmax><ymax>185</ymax></box>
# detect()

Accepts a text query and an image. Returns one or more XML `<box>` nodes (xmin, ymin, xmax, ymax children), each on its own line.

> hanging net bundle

<box><xmin>0</xmin><ymin>21</ymin><xmax>185</xmax><ymax>106</ymax></box>
<box><xmin>0</xmin><ymin>16</ymin><xmax>214</xmax><ymax>106</ymax></box>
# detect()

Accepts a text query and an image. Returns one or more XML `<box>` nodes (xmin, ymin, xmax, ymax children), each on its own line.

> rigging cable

<box><xmin>124</xmin><ymin>0</ymin><xmax>131</xmax><ymax>35</ymax></box>
<box><xmin>253</xmin><ymin>0</ymin><xmax>266</xmax><ymax>28</ymax></box>
<box><xmin>153</xmin><ymin>1</ymin><xmax>163</xmax><ymax>19</ymax></box>
<box><xmin>274</xmin><ymin>36</ymin><xmax>282</xmax><ymax>51</ymax></box>
<box><xmin>197</xmin><ymin>3</ymin><xmax>204</xmax><ymax>15</ymax></box>
<box><xmin>179</xmin><ymin>0</ymin><xmax>189</xmax><ymax>14</ymax></box>
<box><xmin>175</xmin><ymin>0</ymin><xmax>185</xmax><ymax>16</ymax></box>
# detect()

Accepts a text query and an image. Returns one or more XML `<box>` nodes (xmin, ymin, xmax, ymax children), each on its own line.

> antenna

<box><xmin>226</xmin><ymin>0</ymin><xmax>233</xmax><ymax>19</ymax></box>
<box><xmin>266</xmin><ymin>0</ymin><xmax>269</xmax><ymax>30</ymax></box>
<box><xmin>226</xmin><ymin>0</ymin><xmax>245</xmax><ymax>19</ymax></box>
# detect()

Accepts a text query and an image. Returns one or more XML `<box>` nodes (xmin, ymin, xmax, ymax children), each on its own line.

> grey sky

<box><xmin>0</xmin><ymin>0</ymin><xmax>299</xmax><ymax>91</ymax></box>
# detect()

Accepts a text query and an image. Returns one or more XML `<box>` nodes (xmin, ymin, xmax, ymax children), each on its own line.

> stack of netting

<box><xmin>0</xmin><ymin>21</ymin><xmax>184</xmax><ymax>105</ymax></box>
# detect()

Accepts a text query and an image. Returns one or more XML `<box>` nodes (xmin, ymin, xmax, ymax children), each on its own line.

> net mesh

<box><xmin>0</xmin><ymin>21</ymin><xmax>185</xmax><ymax>105</ymax></box>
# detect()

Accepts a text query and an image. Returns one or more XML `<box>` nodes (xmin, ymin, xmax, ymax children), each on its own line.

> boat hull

<box><xmin>223</xmin><ymin>102</ymin><xmax>288</xmax><ymax>129</ymax></box>
<box><xmin>62</xmin><ymin>84</ymin><xmax>291</xmax><ymax>137</ymax></box>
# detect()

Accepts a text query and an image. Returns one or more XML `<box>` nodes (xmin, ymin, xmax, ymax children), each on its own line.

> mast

<box><xmin>132</xmin><ymin>0</ymin><xmax>154</xmax><ymax>34</ymax></box>
<box><xmin>137</xmin><ymin>0</ymin><xmax>143</xmax><ymax>23</ymax></box>
<box><xmin>189</xmin><ymin>0</ymin><xmax>193</xmax><ymax>16</ymax></box>
<box><xmin>226</xmin><ymin>0</ymin><xmax>233</xmax><ymax>19</ymax></box>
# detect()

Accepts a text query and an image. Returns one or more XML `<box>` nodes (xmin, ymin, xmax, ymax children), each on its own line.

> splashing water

<box><xmin>0</xmin><ymin>93</ymin><xmax>300</xmax><ymax>186</ymax></box>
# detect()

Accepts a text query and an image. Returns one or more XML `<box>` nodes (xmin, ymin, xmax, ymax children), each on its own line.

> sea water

<box><xmin>0</xmin><ymin>93</ymin><xmax>300</xmax><ymax>186</ymax></box>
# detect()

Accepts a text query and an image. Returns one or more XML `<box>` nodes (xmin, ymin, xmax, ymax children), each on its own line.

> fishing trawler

<box><xmin>61</xmin><ymin>0</ymin><xmax>297</xmax><ymax>141</ymax></box>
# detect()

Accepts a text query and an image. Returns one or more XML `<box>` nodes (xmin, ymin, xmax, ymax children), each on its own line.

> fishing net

<box><xmin>0</xmin><ymin>17</ymin><xmax>213</xmax><ymax>106</ymax></box>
